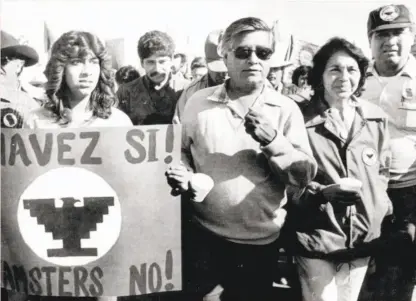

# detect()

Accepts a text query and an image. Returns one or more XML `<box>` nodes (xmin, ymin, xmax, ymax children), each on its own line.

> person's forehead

<box><xmin>326</xmin><ymin>51</ymin><xmax>358</xmax><ymax>65</ymax></box>
<box><xmin>374</xmin><ymin>27</ymin><xmax>411</xmax><ymax>36</ymax></box>
<box><xmin>232</xmin><ymin>30</ymin><xmax>272</xmax><ymax>46</ymax></box>
<box><xmin>69</xmin><ymin>49</ymin><xmax>97</xmax><ymax>59</ymax></box>
<box><xmin>269</xmin><ymin>67</ymin><xmax>284</xmax><ymax>72</ymax></box>
<box><xmin>144</xmin><ymin>54</ymin><xmax>172</xmax><ymax>61</ymax></box>
<box><xmin>6</xmin><ymin>57</ymin><xmax>26</xmax><ymax>63</ymax></box>
<box><xmin>194</xmin><ymin>67</ymin><xmax>207</xmax><ymax>72</ymax></box>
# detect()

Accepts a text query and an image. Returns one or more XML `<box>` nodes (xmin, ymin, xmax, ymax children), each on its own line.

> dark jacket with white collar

<box><xmin>288</xmin><ymin>96</ymin><xmax>392</xmax><ymax>257</ymax></box>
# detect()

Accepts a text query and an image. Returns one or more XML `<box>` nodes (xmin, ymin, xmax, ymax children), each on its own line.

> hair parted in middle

<box><xmin>44</xmin><ymin>30</ymin><xmax>116</xmax><ymax>125</ymax></box>
<box><xmin>137</xmin><ymin>31</ymin><xmax>175</xmax><ymax>61</ymax></box>
<box><xmin>308</xmin><ymin>37</ymin><xmax>369</xmax><ymax>100</ymax></box>
<box><xmin>219</xmin><ymin>17</ymin><xmax>275</xmax><ymax>57</ymax></box>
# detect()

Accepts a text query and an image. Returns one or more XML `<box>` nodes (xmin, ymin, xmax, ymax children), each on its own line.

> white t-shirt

<box><xmin>25</xmin><ymin>107</ymin><xmax>132</xmax><ymax>129</ymax></box>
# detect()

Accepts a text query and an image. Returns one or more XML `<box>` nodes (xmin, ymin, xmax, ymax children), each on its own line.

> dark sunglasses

<box><xmin>232</xmin><ymin>46</ymin><xmax>273</xmax><ymax>61</ymax></box>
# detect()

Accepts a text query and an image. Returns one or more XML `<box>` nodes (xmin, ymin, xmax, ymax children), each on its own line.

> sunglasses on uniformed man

<box><xmin>232</xmin><ymin>46</ymin><xmax>274</xmax><ymax>61</ymax></box>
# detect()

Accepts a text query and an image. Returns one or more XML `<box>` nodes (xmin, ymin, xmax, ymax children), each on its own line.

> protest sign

<box><xmin>1</xmin><ymin>125</ymin><xmax>182</xmax><ymax>297</ymax></box>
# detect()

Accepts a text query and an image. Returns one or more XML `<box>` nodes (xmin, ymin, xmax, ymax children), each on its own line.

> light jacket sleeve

<box><xmin>180</xmin><ymin>102</ymin><xmax>215</xmax><ymax>202</ymax></box>
<box><xmin>173</xmin><ymin>87</ymin><xmax>189</xmax><ymax>124</ymax></box>
<box><xmin>261</xmin><ymin>104</ymin><xmax>317</xmax><ymax>188</ymax></box>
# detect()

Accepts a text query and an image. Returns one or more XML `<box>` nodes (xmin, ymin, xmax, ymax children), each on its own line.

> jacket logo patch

<box><xmin>362</xmin><ymin>147</ymin><xmax>378</xmax><ymax>166</ymax></box>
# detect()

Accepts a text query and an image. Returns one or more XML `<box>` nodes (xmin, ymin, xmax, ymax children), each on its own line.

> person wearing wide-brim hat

<box><xmin>266</xmin><ymin>47</ymin><xmax>293</xmax><ymax>93</ymax></box>
<box><xmin>1</xmin><ymin>30</ymin><xmax>39</xmax><ymax>67</ymax></box>
<box><xmin>1</xmin><ymin>30</ymin><xmax>40</xmax><ymax>128</ymax></box>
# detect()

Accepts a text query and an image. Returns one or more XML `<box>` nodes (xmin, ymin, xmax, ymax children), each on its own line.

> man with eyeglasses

<box><xmin>165</xmin><ymin>17</ymin><xmax>316</xmax><ymax>301</ymax></box>
<box><xmin>360</xmin><ymin>4</ymin><xmax>416</xmax><ymax>301</ymax></box>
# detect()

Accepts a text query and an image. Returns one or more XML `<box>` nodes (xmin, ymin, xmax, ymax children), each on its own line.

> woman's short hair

<box><xmin>308</xmin><ymin>37</ymin><xmax>369</xmax><ymax>99</ymax></box>
<box><xmin>219</xmin><ymin>17</ymin><xmax>275</xmax><ymax>57</ymax></box>
<box><xmin>115</xmin><ymin>65</ymin><xmax>140</xmax><ymax>85</ymax></box>
<box><xmin>291</xmin><ymin>65</ymin><xmax>312</xmax><ymax>86</ymax></box>
<box><xmin>44</xmin><ymin>31</ymin><xmax>116</xmax><ymax>124</ymax></box>
<box><xmin>137</xmin><ymin>31</ymin><xmax>175</xmax><ymax>61</ymax></box>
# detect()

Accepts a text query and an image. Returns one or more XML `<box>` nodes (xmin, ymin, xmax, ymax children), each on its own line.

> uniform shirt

<box><xmin>362</xmin><ymin>56</ymin><xmax>416</xmax><ymax>188</ymax></box>
<box><xmin>25</xmin><ymin>106</ymin><xmax>132</xmax><ymax>129</ymax></box>
<box><xmin>181</xmin><ymin>81</ymin><xmax>317</xmax><ymax>244</ymax></box>
<box><xmin>117</xmin><ymin>74</ymin><xmax>189</xmax><ymax>125</ymax></box>
<box><xmin>0</xmin><ymin>75</ymin><xmax>40</xmax><ymax>128</ymax></box>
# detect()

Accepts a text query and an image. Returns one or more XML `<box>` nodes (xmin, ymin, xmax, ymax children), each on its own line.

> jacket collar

<box><xmin>305</xmin><ymin>96</ymin><xmax>385</xmax><ymax>127</ymax></box>
<box><xmin>366</xmin><ymin>55</ymin><xmax>416</xmax><ymax>80</ymax></box>
<box><xmin>206</xmin><ymin>79</ymin><xmax>281</xmax><ymax>107</ymax></box>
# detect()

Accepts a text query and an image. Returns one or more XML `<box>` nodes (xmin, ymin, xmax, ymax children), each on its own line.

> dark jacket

<box><xmin>117</xmin><ymin>74</ymin><xmax>189</xmax><ymax>125</ymax></box>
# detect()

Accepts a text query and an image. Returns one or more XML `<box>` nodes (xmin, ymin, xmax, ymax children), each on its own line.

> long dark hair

<box><xmin>44</xmin><ymin>31</ymin><xmax>117</xmax><ymax>124</ymax></box>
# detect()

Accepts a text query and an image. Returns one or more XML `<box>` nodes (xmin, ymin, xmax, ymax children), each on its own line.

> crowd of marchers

<box><xmin>1</xmin><ymin>3</ymin><xmax>415</xmax><ymax>301</ymax></box>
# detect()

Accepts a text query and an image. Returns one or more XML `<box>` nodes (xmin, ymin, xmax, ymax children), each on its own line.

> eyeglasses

<box><xmin>232</xmin><ymin>46</ymin><xmax>273</xmax><ymax>61</ymax></box>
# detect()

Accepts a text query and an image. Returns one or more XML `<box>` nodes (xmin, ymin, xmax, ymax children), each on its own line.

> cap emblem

<box><xmin>380</xmin><ymin>5</ymin><xmax>400</xmax><ymax>22</ymax></box>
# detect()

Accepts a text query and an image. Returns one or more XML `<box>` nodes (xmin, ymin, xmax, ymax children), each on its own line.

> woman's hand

<box><xmin>306</xmin><ymin>181</ymin><xmax>326</xmax><ymax>195</ymax></box>
<box><xmin>321</xmin><ymin>184</ymin><xmax>361</xmax><ymax>206</ymax></box>
<box><xmin>306</xmin><ymin>180</ymin><xmax>361</xmax><ymax>206</ymax></box>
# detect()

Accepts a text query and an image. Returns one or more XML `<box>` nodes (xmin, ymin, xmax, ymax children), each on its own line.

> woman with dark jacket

<box><xmin>289</xmin><ymin>37</ymin><xmax>392</xmax><ymax>301</ymax></box>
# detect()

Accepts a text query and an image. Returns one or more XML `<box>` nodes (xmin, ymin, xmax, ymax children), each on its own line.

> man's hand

<box><xmin>244</xmin><ymin>108</ymin><xmax>277</xmax><ymax>146</ymax></box>
<box><xmin>165</xmin><ymin>164</ymin><xmax>193</xmax><ymax>196</ymax></box>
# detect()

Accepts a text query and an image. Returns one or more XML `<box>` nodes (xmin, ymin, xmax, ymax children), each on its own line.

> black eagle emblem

<box><xmin>23</xmin><ymin>197</ymin><xmax>114</xmax><ymax>257</ymax></box>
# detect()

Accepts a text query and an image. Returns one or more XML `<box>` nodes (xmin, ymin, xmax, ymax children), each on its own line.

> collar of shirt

<box><xmin>306</xmin><ymin>96</ymin><xmax>383</xmax><ymax>127</ymax></box>
<box><xmin>367</xmin><ymin>55</ymin><xmax>416</xmax><ymax>80</ymax></box>
<box><xmin>0</xmin><ymin>73</ymin><xmax>21</xmax><ymax>91</ymax></box>
<box><xmin>206</xmin><ymin>79</ymin><xmax>280</xmax><ymax>106</ymax></box>
<box><xmin>206</xmin><ymin>80</ymin><xmax>280</xmax><ymax>120</ymax></box>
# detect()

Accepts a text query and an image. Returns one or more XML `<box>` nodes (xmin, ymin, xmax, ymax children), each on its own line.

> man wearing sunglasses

<box><xmin>165</xmin><ymin>17</ymin><xmax>316</xmax><ymax>301</ymax></box>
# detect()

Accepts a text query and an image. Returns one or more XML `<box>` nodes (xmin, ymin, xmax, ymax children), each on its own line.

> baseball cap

<box><xmin>367</xmin><ymin>4</ymin><xmax>415</xmax><ymax>36</ymax></box>
<box><xmin>204</xmin><ymin>30</ymin><xmax>227</xmax><ymax>73</ymax></box>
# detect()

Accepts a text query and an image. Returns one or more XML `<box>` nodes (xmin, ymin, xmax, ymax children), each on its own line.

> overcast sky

<box><xmin>2</xmin><ymin>0</ymin><xmax>416</xmax><ymax>69</ymax></box>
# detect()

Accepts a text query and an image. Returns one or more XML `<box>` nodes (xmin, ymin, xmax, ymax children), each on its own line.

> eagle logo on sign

<box><xmin>380</xmin><ymin>5</ymin><xmax>400</xmax><ymax>22</ymax></box>
<box><xmin>17</xmin><ymin>167</ymin><xmax>122</xmax><ymax>266</ymax></box>
<box><xmin>23</xmin><ymin>196</ymin><xmax>114</xmax><ymax>257</ymax></box>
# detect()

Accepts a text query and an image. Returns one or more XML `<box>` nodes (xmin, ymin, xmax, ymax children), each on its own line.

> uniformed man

<box><xmin>1</xmin><ymin>30</ymin><xmax>40</xmax><ymax>128</ymax></box>
<box><xmin>361</xmin><ymin>4</ymin><xmax>416</xmax><ymax>300</ymax></box>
